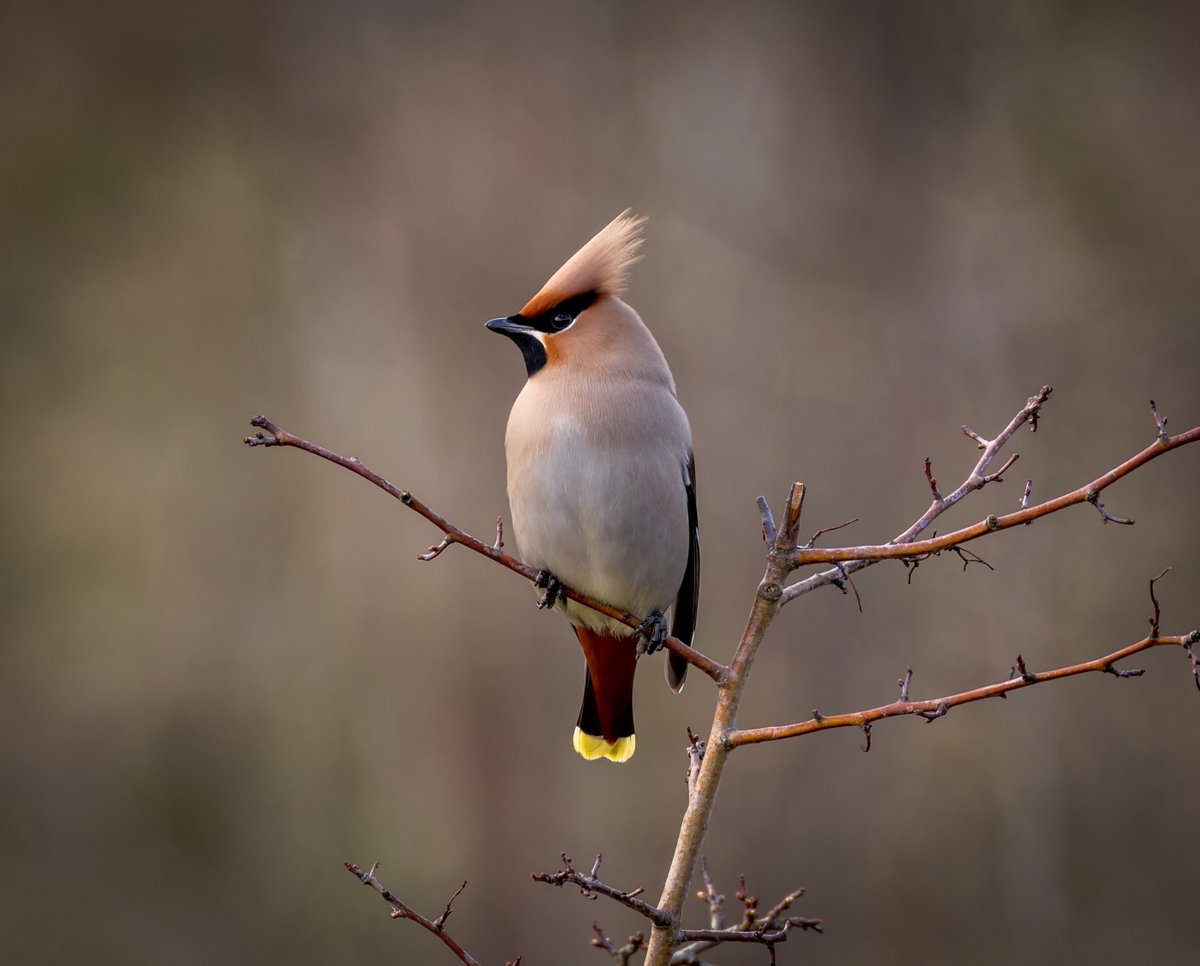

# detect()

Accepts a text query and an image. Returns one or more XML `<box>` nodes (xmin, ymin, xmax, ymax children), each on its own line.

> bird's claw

<box><xmin>636</xmin><ymin>610</ymin><xmax>668</xmax><ymax>655</ymax></box>
<box><xmin>535</xmin><ymin>570</ymin><xmax>565</xmax><ymax>610</ymax></box>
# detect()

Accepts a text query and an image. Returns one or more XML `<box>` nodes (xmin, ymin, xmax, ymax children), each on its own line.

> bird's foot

<box><xmin>635</xmin><ymin>610</ymin><xmax>668</xmax><ymax>655</ymax></box>
<box><xmin>534</xmin><ymin>570</ymin><xmax>565</xmax><ymax>610</ymax></box>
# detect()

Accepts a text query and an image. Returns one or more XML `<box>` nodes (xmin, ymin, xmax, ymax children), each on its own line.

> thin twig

<box><xmin>726</xmin><ymin>633</ymin><xmax>1196</xmax><ymax>748</ymax></box>
<box><xmin>924</xmin><ymin>457</ymin><xmax>942</xmax><ymax>501</ymax></box>
<box><xmin>805</xmin><ymin>517</ymin><xmax>859</xmax><ymax>548</ymax></box>
<box><xmin>344</xmin><ymin>862</ymin><xmax>484</xmax><ymax>966</ymax></box>
<box><xmin>782</xmin><ymin>413</ymin><xmax>1200</xmax><ymax>582</ymax></box>
<box><xmin>1148</xmin><ymin>567</ymin><xmax>1171</xmax><ymax>638</ymax></box>
<box><xmin>671</xmin><ymin>872</ymin><xmax>820</xmax><ymax>964</ymax></box>
<box><xmin>532</xmin><ymin>854</ymin><xmax>669</xmax><ymax>929</ymax></box>
<box><xmin>590</xmin><ymin>921</ymin><xmax>645</xmax><ymax>964</ymax></box>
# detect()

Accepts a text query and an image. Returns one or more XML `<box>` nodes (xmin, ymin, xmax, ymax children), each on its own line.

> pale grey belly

<box><xmin>510</xmin><ymin>442</ymin><xmax>689</xmax><ymax>633</ymax></box>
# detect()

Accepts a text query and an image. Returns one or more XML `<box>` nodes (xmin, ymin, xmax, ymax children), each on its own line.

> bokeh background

<box><xmin>4</xmin><ymin>2</ymin><xmax>1199</xmax><ymax>963</ymax></box>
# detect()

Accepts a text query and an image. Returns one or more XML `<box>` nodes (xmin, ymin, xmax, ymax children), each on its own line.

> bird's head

<box><xmin>486</xmin><ymin>210</ymin><xmax>665</xmax><ymax>381</ymax></box>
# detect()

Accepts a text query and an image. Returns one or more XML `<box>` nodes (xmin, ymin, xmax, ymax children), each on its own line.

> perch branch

<box><xmin>245</xmin><ymin>416</ymin><xmax>725</xmax><ymax>683</ymax></box>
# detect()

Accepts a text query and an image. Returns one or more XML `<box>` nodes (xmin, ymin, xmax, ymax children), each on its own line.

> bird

<box><xmin>485</xmin><ymin>210</ymin><xmax>699</xmax><ymax>763</ymax></box>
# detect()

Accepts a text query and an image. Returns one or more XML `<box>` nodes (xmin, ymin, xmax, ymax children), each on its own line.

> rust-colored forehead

<box><xmin>520</xmin><ymin>210</ymin><xmax>645</xmax><ymax>317</ymax></box>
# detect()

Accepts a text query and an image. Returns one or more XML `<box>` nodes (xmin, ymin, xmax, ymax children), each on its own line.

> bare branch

<box><xmin>782</xmin><ymin>386</ymin><xmax>1056</xmax><ymax>602</ymax></box>
<box><xmin>1149</xmin><ymin>567</ymin><xmax>1172</xmax><ymax>637</ymax></box>
<box><xmin>344</xmin><ymin>862</ymin><xmax>486</xmax><ymax>966</ymax></box>
<box><xmin>532</xmin><ymin>854</ymin><xmax>670</xmax><ymax>929</ymax></box>
<box><xmin>782</xmin><ymin>409</ymin><xmax>1200</xmax><ymax>591</ymax></box>
<box><xmin>591</xmin><ymin>922</ymin><xmax>645</xmax><ymax>964</ymax></box>
<box><xmin>726</xmin><ymin>632</ymin><xmax>1195</xmax><ymax>749</ymax></box>
<box><xmin>671</xmin><ymin>870</ymin><xmax>820</xmax><ymax>964</ymax></box>
<box><xmin>433</xmin><ymin>880</ymin><xmax>468</xmax><ymax>931</ymax></box>
<box><xmin>245</xmin><ymin>415</ymin><xmax>726</xmax><ymax>684</ymax></box>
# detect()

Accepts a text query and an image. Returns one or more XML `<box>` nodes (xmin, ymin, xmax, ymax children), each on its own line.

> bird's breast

<box><xmin>504</xmin><ymin>381</ymin><xmax>691</xmax><ymax>628</ymax></box>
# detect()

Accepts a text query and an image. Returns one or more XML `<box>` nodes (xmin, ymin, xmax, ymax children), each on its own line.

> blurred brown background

<box><xmin>3</xmin><ymin>1</ymin><xmax>1199</xmax><ymax>963</ymax></box>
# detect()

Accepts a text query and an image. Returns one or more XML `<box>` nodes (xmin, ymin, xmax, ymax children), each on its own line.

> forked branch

<box><xmin>343</xmin><ymin>862</ymin><xmax>519</xmax><ymax>966</ymax></box>
<box><xmin>780</xmin><ymin>391</ymin><xmax>1200</xmax><ymax>601</ymax></box>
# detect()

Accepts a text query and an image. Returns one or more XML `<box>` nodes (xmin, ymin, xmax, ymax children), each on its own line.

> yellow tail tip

<box><xmin>573</xmin><ymin>727</ymin><xmax>636</xmax><ymax>763</ymax></box>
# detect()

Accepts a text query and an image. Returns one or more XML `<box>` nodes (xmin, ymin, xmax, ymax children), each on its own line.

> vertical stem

<box><xmin>643</xmin><ymin>485</ymin><xmax>803</xmax><ymax>965</ymax></box>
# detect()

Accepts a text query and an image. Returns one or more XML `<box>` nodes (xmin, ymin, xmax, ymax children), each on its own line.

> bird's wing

<box><xmin>667</xmin><ymin>451</ymin><xmax>699</xmax><ymax>692</ymax></box>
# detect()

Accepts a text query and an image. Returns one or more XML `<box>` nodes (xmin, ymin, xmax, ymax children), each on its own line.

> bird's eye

<box><xmin>552</xmin><ymin>313</ymin><xmax>572</xmax><ymax>330</ymax></box>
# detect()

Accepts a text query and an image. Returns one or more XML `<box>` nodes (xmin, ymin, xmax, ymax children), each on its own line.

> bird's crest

<box><xmin>520</xmin><ymin>209</ymin><xmax>646</xmax><ymax>318</ymax></box>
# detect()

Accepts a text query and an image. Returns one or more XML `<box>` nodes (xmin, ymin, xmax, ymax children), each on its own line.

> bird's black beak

<box><xmin>485</xmin><ymin>316</ymin><xmax>534</xmax><ymax>337</ymax></box>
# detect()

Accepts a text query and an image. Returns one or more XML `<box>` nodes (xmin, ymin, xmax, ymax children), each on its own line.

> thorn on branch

<box><xmin>493</xmin><ymin>516</ymin><xmax>504</xmax><ymax>551</ymax></box>
<box><xmin>951</xmin><ymin>546</ymin><xmax>994</xmax><ymax>573</ymax></box>
<box><xmin>804</xmin><ymin>517</ymin><xmax>859</xmax><ymax>548</ymax></box>
<box><xmin>433</xmin><ymin>881</ymin><xmax>468</xmax><ymax>931</ymax></box>
<box><xmin>925</xmin><ymin>457</ymin><xmax>942</xmax><ymax>500</ymax></box>
<box><xmin>899</xmin><ymin>668</ymin><xmax>913</xmax><ymax>702</ymax></box>
<box><xmin>1148</xmin><ymin>567</ymin><xmax>1171</xmax><ymax>638</ymax></box>
<box><xmin>1150</xmin><ymin>399</ymin><xmax>1169</xmax><ymax>440</ymax></box>
<box><xmin>1103</xmin><ymin>663</ymin><xmax>1146</xmax><ymax>679</ymax></box>
<box><xmin>860</xmin><ymin>722</ymin><xmax>872</xmax><ymax>753</ymax></box>
<box><xmin>812</xmin><ymin>710</ymin><xmax>824</xmax><ymax>723</ymax></box>
<box><xmin>345</xmin><ymin>861</ymin><xmax>484</xmax><ymax>966</ymax></box>
<box><xmin>1087</xmin><ymin>488</ymin><xmax>1135</xmax><ymax>525</ymax></box>
<box><xmin>757</xmin><ymin>496</ymin><xmax>778</xmax><ymax>545</ymax></box>
<box><xmin>901</xmin><ymin>533</ymin><xmax>992</xmax><ymax>581</ymax></box>
<box><xmin>1012</xmin><ymin>654</ymin><xmax>1035</xmax><ymax>684</ymax></box>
